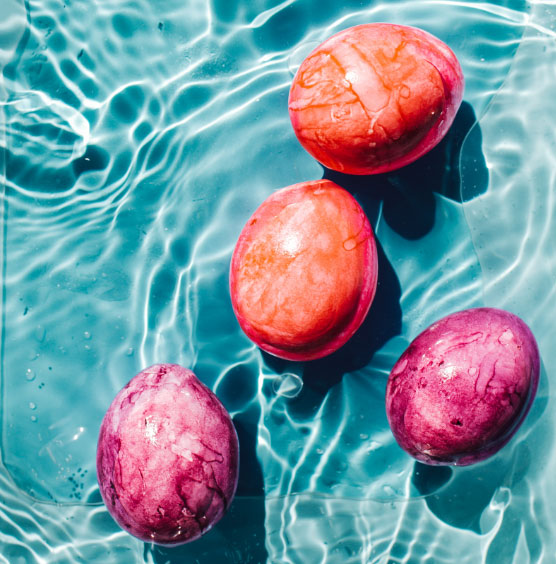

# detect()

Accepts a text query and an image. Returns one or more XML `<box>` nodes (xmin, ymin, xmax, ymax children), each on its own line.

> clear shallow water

<box><xmin>1</xmin><ymin>0</ymin><xmax>555</xmax><ymax>562</ymax></box>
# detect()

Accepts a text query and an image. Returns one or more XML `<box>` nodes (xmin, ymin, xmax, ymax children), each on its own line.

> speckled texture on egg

<box><xmin>96</xmin><ymin>364</ymin><xmax>239</xmax><ymax>545</ymax></box>
<box><xmin>385</xmin><ymin>308</ymin><xmax>540</xmax><ymax>466</ymax></box>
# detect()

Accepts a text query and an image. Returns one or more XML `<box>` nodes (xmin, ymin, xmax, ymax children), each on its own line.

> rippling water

<box><xmin>1</xmin><ymin>0</ymin><xmax>556</xmax><ymax>562</ymax></box>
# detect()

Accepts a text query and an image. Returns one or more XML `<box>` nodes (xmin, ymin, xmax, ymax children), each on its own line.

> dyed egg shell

<box><xmin>385</xmin><ymin>308</ymin><xmax>540</xmax><ymax>466</ymax></box>
<box><xmin>96</xmin><ymin>364</ymin><xmax>239</xmax><ymax>545</ymax></box>
<box><xmin>289</xmin><ymin>23</ymin><xmax>464</xmax><ymax>175</ymax></box>
<box><xmin>230</xmin><ymin>179</ymin><xmax>378</xmax><ymax>361</ymax></box>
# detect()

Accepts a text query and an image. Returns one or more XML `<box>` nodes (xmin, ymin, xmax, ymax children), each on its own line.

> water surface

<box><xmin>1</xmin><ymin>0</ymin><xmax>555</xmax><ymax>562</ymax></box>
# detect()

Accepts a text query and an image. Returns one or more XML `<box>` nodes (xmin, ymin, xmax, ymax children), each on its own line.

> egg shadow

<box><xmin>410</xmin><ymin>359</ymin><xmax>550</xmax><ymax>534</ymax></box>
<box><xmin>263</xmin><ymin>102</ymin><xmax>486</xmax><ymax>412</ymax></box>
<box><xmin>147</xmin><ymin>404</ymin><xmax>269</xmax><ymax>564</ymax></box>
<box><xmin>261</xmin><ymin>235</ymin><xmax>401</xmax><ymax>417</ymax></box>
<box><xmin>146</xmin><ymin>494</ymin><xmax>268</xmax><ymax>564</ymax></box>
<box><xmin>323</xmin><ymin>101</ymin><xmax>488</xmax><ymax>240</ymax></box>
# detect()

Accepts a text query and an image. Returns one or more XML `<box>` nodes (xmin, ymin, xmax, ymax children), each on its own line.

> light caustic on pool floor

<box><xmin>2</xmin><ymin>0</ymin><xmax>555</xmax><ymax>563</ymax></box>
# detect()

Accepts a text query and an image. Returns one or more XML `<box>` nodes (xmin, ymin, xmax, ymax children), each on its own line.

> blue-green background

<box><xmin>1</xmin><ymin>1</ymin><xmax>555</xmax><ymax>562</ymax></box>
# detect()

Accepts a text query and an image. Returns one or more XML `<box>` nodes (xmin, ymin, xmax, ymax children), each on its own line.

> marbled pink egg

<box><xmin>96</xmin><ymin>364</ymin><xmax>239</xmax><ymax>545</ymax></box>
<box><xmin>385</xmin><ymin>308</ymin><xmax>540</xmax><ymax>466</ymax></box>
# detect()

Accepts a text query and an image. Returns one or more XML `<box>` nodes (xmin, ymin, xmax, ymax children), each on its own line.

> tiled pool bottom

<box><xmin>2</xmin><ymin>0</ymin><xmax>556</xmax><ymax>562</ymax></box>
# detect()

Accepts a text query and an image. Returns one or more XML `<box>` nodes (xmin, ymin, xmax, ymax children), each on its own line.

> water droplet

<box><xmin>25</xmin><ymin>369</ymin><xmax>36</xmax><ymax>382</ymax></box>
<box><xmin>31</xmin><ymin>415</ymin><xmax>38</xmax><ymax>422</ymax></box>
<box><xmin>367</xmin><ymin>441</ymin><xmax>381</xmax><ymax>452</ymax></box>
<box><xmin>499</xmin><ymin>329</ymin><xmax>514</xmax><ymax>345</ymax></box>
<box><xmin>29</xmin><ymin>402</ymin><xmax>37</xmax><ymax>410</ymax></box>
<box><xmin>345</xmin><ymin>70</ymin><xmax>358</xmax><ymax>85</ymax></box>
<box><xmin>343</xmin><ymin>237</ymin><xmax>357</xmax><ymax>251</ymax></box>
<box><xmin>491</xmin><ymin>487</ymin><xmax>511</xmax><ymax>510</ymax></box>
<box><xmin>391</xmin><ymin>358</ymin><xmax>408</xmax><ymax>375</ymax></box>
<box><xmin>28</xmin><ymin>351</ymin><xmax>40</xmax><ymax>361</ymax></box>
<box><xmin>83</xmin><ymin>331</ymin><xmax>91</xmax><ymax>340</ymax></box>
<box><xmin>273</xmin><ymin>373</ymin><xmax>303</xmax><ymax>398</ymax></box>
<box><xmin>34</xmin><ymin>325</ymin><xmax>46</xmax><ymax>342</ymax></box>
<box><xmin>382</xmin><ymin>485</ymin><xmax>396</xmax><ymax>497</ymax></box>
<box><xmin>126</xmin><ymin>347</ymin><xmax>134</xmax><ymax>356</ymax></box>
<box><xmin>359</xmin><ymin>433</ymin><xmax>369</xmax><ymax>440</ymax></box>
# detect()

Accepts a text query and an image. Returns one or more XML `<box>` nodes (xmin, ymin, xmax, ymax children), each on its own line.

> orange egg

<box><xmin>289</xmin><ymin>23</ymin><xmax>464</xmax><ymax>175</ymax></box>
<box><xmin>230</xmin><ymin>179</ymin><xmax>378</xmax><ymax>361</ymax></box>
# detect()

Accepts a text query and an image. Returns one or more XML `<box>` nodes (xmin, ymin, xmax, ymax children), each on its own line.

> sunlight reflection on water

<box><xmin>2</xmin><ymin>0</ymin><xmax>555</xmax><ymax>562</ymax></box>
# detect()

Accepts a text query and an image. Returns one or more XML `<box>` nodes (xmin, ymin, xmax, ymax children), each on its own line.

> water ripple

<box><xmin>2</xmin><ymin>0</ymin><xmax>554</xmax><ymax>562</ymax></box>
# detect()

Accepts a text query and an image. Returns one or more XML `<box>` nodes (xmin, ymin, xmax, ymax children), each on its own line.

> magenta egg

<box><xmin>385</xmin><ymin>308</ymin><xmax>540</xmax><ymax>466</ymax></box>
<box><xmin>96</xmin><ymin>364</ymin><xmax>239</xmax><ymax>545</ymax></box>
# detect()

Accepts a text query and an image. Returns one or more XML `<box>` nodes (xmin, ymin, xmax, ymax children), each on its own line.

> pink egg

<box><xmin>230</xmin><ymin>179</ymin><xmax>378</xmax><ymax>361</ymax></box>
<box><xmin>289</xmin><ymin>23</ymin><xmax>464</xmax><ymax>175</ymax></box>
<box><xmin>385</xmin><ymin>308</ymin><xmax>540</xmax><ymax>466</ymax></box>
<box><xmin>96</xmin><ymin>364</ymin><xmax>239</xmax><ymax>545</ymax></box>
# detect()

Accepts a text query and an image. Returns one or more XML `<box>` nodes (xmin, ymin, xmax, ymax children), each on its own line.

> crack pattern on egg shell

<box><xmin>385</xmin><ymin>308</ymin><xmax>540</xmax><ymax>466</ymax></box>
<box><xmin>96</xmin><ymin>364</ymin><xmax>239</xmax><ymax>545</ymax></box>
<box><xmin>288</xmin><ymin>23</ymin><xmax>464</xmax><ymax>175</ymax></box>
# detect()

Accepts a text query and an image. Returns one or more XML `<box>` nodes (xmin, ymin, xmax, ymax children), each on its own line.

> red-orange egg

<box><xmin>230</xmin><ymin>179</ymin><xmax>378</xmax><ymax>361</ymax></box>
<box><xmin>289</xmin><ymin>23</ymin><xmax>464</xmax><ymax>175</ymax></box>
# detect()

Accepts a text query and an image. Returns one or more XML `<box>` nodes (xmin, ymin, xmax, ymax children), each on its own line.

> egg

<box><xmin>289</xmin><ymin>23</ymin><xmax>464</xmax><ymax>175</ymax></box>
<box><xmin>385</xmin><ymin>308</ymin><xmax>540</xmax><ymax>466</ymax></box>
<box><xmin>230</xmin><ymin>179</ymin><xmax>378</xmax><ymax>361</ymax></box>
<box><xmin>96</xmin><ymin>364</ymin><xmax>239</xmax><ymax>545</ymax></box>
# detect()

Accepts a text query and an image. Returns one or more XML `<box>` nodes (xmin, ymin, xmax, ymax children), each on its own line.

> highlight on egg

<box><xmin>230</xmin><ymin>179</ymin><xmax>378</xmax><ymax>361</ymax></box>
<box><xmin>385</xmin><ymin>307</ymin><xmax>540</xmax><ymax>466</ymax></box>
<box><xmin>96</xmin><ymin>364</ymin><xmax>239</xmax><ymax>545</ymax></box>
<box><xmin>289</xmin><ymin>23</ymin><xmax>464</xmax><ymax>175</ymax></box>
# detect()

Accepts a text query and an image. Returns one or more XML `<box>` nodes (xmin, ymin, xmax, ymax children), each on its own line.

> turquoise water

<box><xmin>1</xmin><ymin>0</ymin><xmax>555</xmax><ymax>561</ymax></box>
